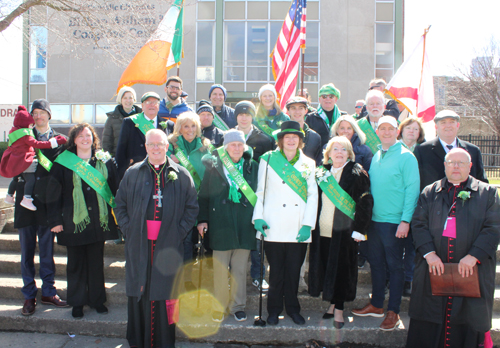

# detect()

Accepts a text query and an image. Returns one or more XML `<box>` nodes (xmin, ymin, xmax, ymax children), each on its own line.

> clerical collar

<box><xmin>439</xmin><ymin>137</ymin><xmax>457</xmax><ymax>153</ymax></box>
<box><xmin>445</xmin><ymin>178</ymin><xmax>468</xmax><ymax>191</ymax></box>
<box><xmin>144</xmin><ymin>114</ymin><xmax>157</xmax><ymax>128</ymax></box>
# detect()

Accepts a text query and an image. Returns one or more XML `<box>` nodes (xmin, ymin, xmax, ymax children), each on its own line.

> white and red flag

<box><xmin>271</xmin><ymin>0</ymin><xmax>307</xmax><ymax>109</ymax></box>
<box><xmin>386</xmin><ymin>27</ymin><xmax>435</xmax><ymax>123</ymax></box>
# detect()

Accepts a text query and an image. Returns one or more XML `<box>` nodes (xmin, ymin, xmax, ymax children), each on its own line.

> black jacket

<box><xmin>115</xmin><ymin>115</ymin><xmax>174</xmax><ymax>179</ymax></box>
<box><xmin>47</xmin><ymin>152</ymin><xmax>119</xmax><ymax>246</ymax></box>
<box><xmin>245</xmin><ymin>125</ymin><xmax>275</xmax><ymax>162</ymax></box>
<box><xmin>305</xmin><ymin>109</ymin><xmax>347</xmax><ymax>147</ymax></box>
<box><xmin>202</xmin><ymin>124</ymin><xmax>224</xmax><ymax>148</ymax></box>
<box><xmin>303</xmin><ymin>125</ymin><xmax>322</xmax><ymax>166</ymax></box>
<box><xmin>359</xmin><ymin>99</ymin><xmax>400</xmax><ymax>119</ymax></box>
<box><xmin>414</xmin><ymin>137</ymin><xmax>488</xmax><ymax>191</ymax></box>
<box><xmin>410</xmin><ymin>176</ymin><xmax>499</xmax><ymax>332</ymax></box>
<box><xmin>216</xmin><ymin>104</ymin><xmax>237</xmax><ymax>129</ymax></box>
<box><xmin>14</xmin><ymin>128</ymin><xmax>67</xmax><ymax>229</ymax></box>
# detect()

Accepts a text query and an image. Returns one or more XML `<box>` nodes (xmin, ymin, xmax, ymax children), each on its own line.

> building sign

<box><xmin>0</xmin><ymin>105</ymin><xmax>18</xmax><ymax>142</ymax></box>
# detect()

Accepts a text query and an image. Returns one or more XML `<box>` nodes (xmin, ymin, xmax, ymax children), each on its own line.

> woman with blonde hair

<box><xmin>253</xmin><ymin>84</ymin><xmax>290</xmax><ymax>140</ymax></box>
<box><xmin>331</xmin><ymin>115</ymin><xmax>373</xmax><ymax>171</ymax></box>
<box><xmin>308</xmin><ymin>136</ymin><xmax>373</xmax><ymax>329</ymax></box>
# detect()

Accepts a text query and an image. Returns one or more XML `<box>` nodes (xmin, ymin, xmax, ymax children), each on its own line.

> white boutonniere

<box><xmin>95</xmin><ymin>150</ymin><xmax>111</xmax><ymax>163</ymax></box>
<box><xmin>315</xmin><ymin>166</ymin><xmax>331</xmax><ymax>183</ymax></box>
<box><xmin>300</xmin><ymin>163</ymin><xmax>312</xmax><ymax>180</ymax></box>
<box><xmin>168</xmin><ymin>171</ymin><xmax>178</xmax><ymax>181</ymax></box>
<box><xmin>457</xmin><ymin>190</ymin><xmax>471</xmax><ymax>206</ymax></box>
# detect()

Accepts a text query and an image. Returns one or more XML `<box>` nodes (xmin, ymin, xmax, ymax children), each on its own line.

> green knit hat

<box><xmin>319</xmin><ymin>83</ymin><xmax>341</xmax><ymax>99</ymax></box>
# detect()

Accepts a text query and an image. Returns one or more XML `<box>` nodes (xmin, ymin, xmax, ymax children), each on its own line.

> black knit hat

<box><xmin>234</xmin><ymin>101</ymin><xmax>256</xmax><ymax>118</ymax></box>
<box><xmin>31</xmin><ymin>99</ymin><xmax>52</xmax><ymax>119</ymax></box>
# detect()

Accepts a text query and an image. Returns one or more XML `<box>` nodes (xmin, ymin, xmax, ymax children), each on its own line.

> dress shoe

<box><xmin>72</xmin><ymin>306</ymin><xmax>84</xmax><ymax>319</ymax></box>
<box><xmin>351</xmin><ymin>303</ymin><xmax>384</xmax><ymax>318</ymax></box>
<box><xmin>358</xmin><ymin>258</ymin><xmax>366</xmax><ymax>268</ymax></box>
<box><xmin>334</xmin><ymin>321</ymin><xmax>344</xmax><ymax>329</ymax></box>
<box><xmin>267</xmin><ymin>313</ymin><xmax>279</xmax><ymax>325</ymax></box>
<box><xmin>96</xmin><ymin>304</ymin><xmax>108</xmax><ymax>314</ymax></box>
<box><xmin>41</xmin><ymin>294</ymin><xmax>69</xmax><ymax>307</ymax></box>
<box><xmin>403</xmin><ymin>281</ymin><xmax>412</xmax><ymax>297</ymax></box>
<box><xmin>290</xmin><ymin>312</ymin><xmax>305</xmax><ymax>325</ymax></box>
<box><xmin>21</xmin><ymin>299</ymin><xmax>36</xmax><ymax>316</ymax></box>
<box><xmin>380</xmin><ymin>310</ymin><xmax>401</xmax><ymax>331</ymax></box>
<box><xmin>322</xmin><ymin>312</ymin><xmax>334</xmax><ymax>319</ymax></box>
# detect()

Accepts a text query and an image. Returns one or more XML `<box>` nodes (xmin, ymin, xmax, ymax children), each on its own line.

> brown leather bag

<box><xmin>429</xmin><ymin>263</ymin><xmax>480</xmax><ymax>298</ymax></box>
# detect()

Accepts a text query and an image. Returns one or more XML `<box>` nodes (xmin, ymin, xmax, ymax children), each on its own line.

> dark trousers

<box><xmin>264</xmin><ymin>241</ymin><xmax>307</xmax><ymax>316</ymax></box>
<box><xmin>319</xmin><ymin>237</ymin><xmax>345</xmax><ymax>310</ymax></box>
<box><xmin>66</xmin><ymin>241</ymin><xmax>106</xmax><ymax>307</ymax></box>
<box><xmin>403</xmin><ymin>232</ymin><xmax>415</xmax><ymax>282</ymax></box>
<box><xmin>250</xmin><ymin>238</ymin><xmax>266</xmax><ymax>280</ymax></box>
<box><xmin>18</xmin><ymin>225</ymin><xmax>56</xmax><ymax>299</ymax></box>
<box><xmin>7</xmin><ymin>177</ymin><xmax>17</xmax><ymax>195</ymax></box>
<box><xmin>367</xmin><ymin>221</ymin><xmax>405</xmax><ymax>313</ymax></box>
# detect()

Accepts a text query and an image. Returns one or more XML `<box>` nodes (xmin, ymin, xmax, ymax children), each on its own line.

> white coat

<box><xmin>252</xmin><ymin>150</ymin><xmax>318</xmax><ymax>243</ymax></box>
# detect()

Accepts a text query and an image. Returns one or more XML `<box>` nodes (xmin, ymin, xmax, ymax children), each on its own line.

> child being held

<box><xmin>0</xmin><ymin>105</ymin><xmax>66</xmax><ymax>211</ymax></box>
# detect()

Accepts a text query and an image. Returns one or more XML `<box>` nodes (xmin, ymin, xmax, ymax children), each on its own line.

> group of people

<box><xmin>1</xmin><ymin>75</ymin><xmax>498</xmax><ymax>348</ymax></box>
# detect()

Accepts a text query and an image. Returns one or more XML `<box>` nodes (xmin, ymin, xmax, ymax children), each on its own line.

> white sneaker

<box><xmin>20</xmin><ymin>196</ymin><xmax>37</xmax><ymax>211</ymax></box>
<box><xmin>252</xmin><ymin>279</ymin><xmax>269</xmax><ymax>292</ymax></box>
<box><xmin>4</xmin><ymin>194</ymin><xmax>15</xmax><ymax>205</ymax></box>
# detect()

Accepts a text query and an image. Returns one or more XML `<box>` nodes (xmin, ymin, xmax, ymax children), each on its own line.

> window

<box><xmin>375</xmin><ymin>0</ymin><xmax>395</xmax><ymax>81</ymax></box>
<box><xmin>96</xmin><ymin>105</ymin><xmax>115</xmax><ymax>124</ymax></box>
<box><xmin>29</xmin><ymin>26</ymin><xmax>47</xmax><ymax>84</ymax></box>
<box><xmin>196</xmin><ymin>22</ymin><xmax>215</xmax><ymax>81</ymax></box>
<box><xmin>49</xmin><ymin>105</ymin><xmax>71</xmax><ymax>124</ymax></box>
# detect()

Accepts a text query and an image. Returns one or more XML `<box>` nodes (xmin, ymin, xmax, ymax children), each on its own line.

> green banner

<box><xmin>55</xmin><ymin>151</ymin><xmax>116</xmax><ymax>208</ymax></box>
<box><xmin>261</xmin><ymin>150</ymin><xmax>308</xmax><ymax>202</ymax></box>
<box><xmin>357</xmin><ymin>118</ymin><xmax>381</xmax><ymax>155</ymax></box>
<box><xmin>175</xmin><ymin>148</ymin><xmax>202</xmax><ymax>189</ymax></box>
<box><xmin>212</xmin><ymin>112</ymin><xmax>229</xmax><ymax>131</ymax></box>
<box><xmin>217</xmin><ymin>147</ymin><xmax>257</xmax><ymax>206</ymax></box>
<box><xmin>316</xmin><ymin>166</ymin><xmax>355</xmax><ymax>220</ymax></box>
<box><xmin>8</xmin><ymin>128</ymin><xmax>53</xmax><ymax>172</ymax></box>
<box><xmin>130</xmin><ymin>113</ymin><xmax>155</xmax><ymax>135</ymax></box>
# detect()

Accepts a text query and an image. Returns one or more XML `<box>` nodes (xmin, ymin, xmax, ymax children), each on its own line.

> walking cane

<box><xmin>254</xmin><ymin>153</ymin><xmax>271</xmax><ymax>327</ymax></box>
<box><xmin>196</xmin><ymin>229</ymin><xmax>206</xmax><ymax>309</ymax></box>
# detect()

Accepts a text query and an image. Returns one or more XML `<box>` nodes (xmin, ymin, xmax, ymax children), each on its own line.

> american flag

<box><xmin>271</xmin><ymin>0</ymin><xmax>307</xmax><ymax>109</ymax></box>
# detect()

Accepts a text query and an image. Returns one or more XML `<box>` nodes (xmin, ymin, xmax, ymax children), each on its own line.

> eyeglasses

<box><xmin>445</xmin><ymin>161</ymin><xmax>470</xmax><ymax>168</ymax></box>
<box><xmin>146</xmin><ymin>143</ymin><xmax>167</xmax><ymax>148</ymax></box>
<box><xmin>320</xmin><ymin>95</ymin><xmax>335</xmax><ymax>100</ymax></box>
<box><xmin>355</xmin><ymin>106</ymin><xmax>363</xmax><ymax>109</ymax></box>
<box><xmin>369</xmin><ymin>85</ymin><xmax>384</xmax><ymax>90</ymax></box>
<box><xmin>167</xmin><ymin>86</ymin><xmax>181</xmax><ymax>91</ymax></box>
<box><xmin>144</xmin><ymin>100</ymin><xmax>159</xmax><ymax>105</ymax></box>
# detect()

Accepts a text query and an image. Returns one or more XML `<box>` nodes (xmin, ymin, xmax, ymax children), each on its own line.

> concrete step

<box><xmin>0</xmin><ymin>251</ymin><xmax>125</xmax><ymax>279</ymax></box>
<box><xmin>0</xmin><ymin>232</ymin><xmax>125</xmax><ymax>258</ymax></box>
<box><xmin>0</xmin><ymin>206</ymin><xmax>14</xmax><ymax>233</ymax></box>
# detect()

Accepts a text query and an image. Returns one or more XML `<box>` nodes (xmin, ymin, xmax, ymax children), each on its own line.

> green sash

<box><xmin>316</xmin><ymin>166</ymin><xmax>356</xmax><ymax>220</ymax></box>
<box><xmin>130</xmin><ymin>113</ymin><xmax>155</xmax><ymax>135</ymax></box>
<box><xmin>207</xmin><ymin>143</ymin><xmax>216</xmax><ymax>153</ymax></box>
<box><xmin>261</xmin><ymin>150</ymin><xmax>308</xmax><ymax>202</ymax></box>
<box><xmin>357</xmin><ymin>118</ymin><xmax>381</xmax><ymax>155</ymax></box>
<box><xmin>8</xmin><ymin>128</ymin><xmax>53</xmax><ymax>171</ymax></box>
<box><xmin>175</xmin><ymin>148</ymin><xmax>202</xmax><ymax>189</ymax></box>
<box><xmin>212</xmin><ymin>112</ymin><xmax>229</xmax><ymax>131</ymax></box>
<box><xmin>255</xmin><ymin>119</ymin><xmax>275</xmax><ymax>138</ymax></box>
<box><xmin>317</xmin><ymin>105</ymin><xmax>341</xmax><ymax>129</ymax></box>
<box><xmin>54</xmin><ymin>151</ymin><xmax>116</xmax><ymax>208</ymax></box>
<box><xmin>217</xmin><ymin>147</ymin><xmax>257</xmax><ymax>206</ymax></box>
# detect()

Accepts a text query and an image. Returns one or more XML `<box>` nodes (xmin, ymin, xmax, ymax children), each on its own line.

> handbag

<box><xmin>429</xmin><ymin>263</ymin><xmax>480</xmax><ymax>298</ymax></box>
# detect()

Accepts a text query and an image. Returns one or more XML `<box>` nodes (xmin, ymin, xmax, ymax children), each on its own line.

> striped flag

<box><xmin>385</xmin><ymin>27</ymin><xmax>435</xmax><ymax>122</ymax></box>
<box><xmin>271</xmin><ymin>0</ymin><xmax>307</xmax><ymax>109</ymax></box>
<box><xmin>116</xmin><ymin>0</ymin><xmax>184</xmax><ymax>93</ymax></box>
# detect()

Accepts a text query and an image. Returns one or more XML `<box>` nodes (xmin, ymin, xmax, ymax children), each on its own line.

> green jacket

<box><xmin>168</xmin><ymin>135</ymin><xmax>210</xmax><ymax>189</ymax></box>
<box><xmin>198</xmin><ymin>149</ymin><xmax>258</xmax><ymax>251</ymax></box>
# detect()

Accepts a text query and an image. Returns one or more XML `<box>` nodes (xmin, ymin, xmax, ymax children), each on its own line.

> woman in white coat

<box><xmin>252</xmin><ymin>120</ymin><xmax>318</xmax><ymax>326</ymax></box>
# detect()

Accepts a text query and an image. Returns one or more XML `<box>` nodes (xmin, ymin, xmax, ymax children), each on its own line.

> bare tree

<box><xmin>447</xmin><ymin>40</ymin><xmax>500</xmax><ymax>135</ymax></box>
<box><xmin>0</xmin><ymin>0</ymin><xmax>179</xmax><ymax>66</ymax></box>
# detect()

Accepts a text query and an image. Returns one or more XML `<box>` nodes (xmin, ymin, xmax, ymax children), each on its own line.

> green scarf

<box><xmin>180</xmin><ymin>136</ymin><xmax>199</xmax><ymax>155</ymax></box>
<box><xmin>227</xmin><ymin>156</ymin><xmax>244</xmax><ymax>203</ymax></box>
<box><xmin>72</xmin><ymin>159</ymin><xmax>109</xmax><ymax>233</ymax></box>
<box><xmin>280</xmin><ymin>149</ymin><xmax>300</xmax><ymax>166</ymax></box>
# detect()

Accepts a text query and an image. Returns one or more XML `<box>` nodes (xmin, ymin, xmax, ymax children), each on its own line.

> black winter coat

<box><xmin>308</xmin><ymin>162</ymin><xmax>373</xmax><ymax>302</ymax></box>
<box><xmin>303</xmin><ymin>125</ymin><xmax>322</xmax><ymax>166</ymax></box>
<box><xmin>115</xmin><ymin>115</ymin><xmax>174</xmax><ymax>179</ymax></box>
<box><xmin>351</xmin><ymin>133</ymin><xmax>373</xmax><ymax>171</ymax></box>
<box><xmin>114</xmin><ymin>157</ymin><xmax>198</xmax><ymax>301</ymax></box>
<box><xmin>414</xmin><ymin>137</ymin><xmax>488</xmax><ymax>191</ymax></box>
<box><xmin>14</xmin><ymin>129</ymin><xmax>67</xmax><ymax>229</ymax></box>
<box><xmin>245</xmin><ymin>125</ymin><xmax>275</xmax><ymax>162</ymax></box>
<box><xmin>410</xmin><ymin>177</ymin><xmax>500</xmax><ymax>332</ymax></box>
<box><xmin>305</xmin><ymin>109</ymin><xmax>348</xmax><ymax>147</ymax></box>
<box><xmin>47</xmin><ymin>152</ymin><xmax>119</xmax><ymax>246</ymax></box>
<box><xmin>202</xmin><ymin>124</ymin><xmax>224</xmax><ymax>148</ymax></box>
<box><xmin>198</xmin><ymin>149</ymin><xmax>258</xmax><ymax>251</ymax></box>
<box><xmin>102</xmin><ymin>105</ymin><xmax>142</xmax><ymax>155</ymax></box>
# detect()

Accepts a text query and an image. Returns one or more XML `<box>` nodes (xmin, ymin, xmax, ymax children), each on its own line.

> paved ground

<box><xmin>0</xmin><ymin>176</ymin><xmax>10</xmax><ymax>196</ymax></box>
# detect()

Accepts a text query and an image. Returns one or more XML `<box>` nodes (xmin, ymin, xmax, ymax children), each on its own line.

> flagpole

<box><xmin>177</xmin><ymin>64</ymin><xmax>180</xmax><ymax>77</ymax></box>
<box><xmin>300</xmin><ymin>48</ymin><xmax>305</xmax><ymax>95</ymax></box>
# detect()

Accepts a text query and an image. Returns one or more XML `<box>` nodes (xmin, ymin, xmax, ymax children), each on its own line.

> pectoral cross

<box><xmin>153</xmin><ymin>188</ymin><xmax>163</xmax><ymax>207</ymax></box>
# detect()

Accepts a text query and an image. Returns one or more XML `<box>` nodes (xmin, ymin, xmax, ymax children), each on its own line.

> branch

<box><xmin>0</xmin><ymin>0</ymin><xmax>44</xmax><ymax>33</ymax></box>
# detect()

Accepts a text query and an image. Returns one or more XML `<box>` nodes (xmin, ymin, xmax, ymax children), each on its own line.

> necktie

<box><xmin>446</xmin><ymin>145</ymin><xmax>453</xmax><ymax>151</ymax></box>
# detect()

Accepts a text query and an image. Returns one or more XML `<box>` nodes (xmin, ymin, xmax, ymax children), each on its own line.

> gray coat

<box><xmin>114</xmin><ymin>157</ymin><xmax>199</xmax><ymax>301</ymax></box>
<box><xmin>410</xmin><ymin>176</ymin><xmax>500</xmax><ymax>332</ymax></box>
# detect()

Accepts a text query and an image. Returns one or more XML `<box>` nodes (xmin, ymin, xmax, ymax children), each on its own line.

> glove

<box><xmin>254</xmin><ymin>219</ymin><xmax>269</xmax><ymax>237</ymax></box>
<box><xmin>296</xmin><ymin>225</ymin><xmax>312</xmax><ymax>243</ymax></box>
<box><xmin>55</xmin><ymin>135</ymin><xmax>67</xmax><ymax>145</ymax></box>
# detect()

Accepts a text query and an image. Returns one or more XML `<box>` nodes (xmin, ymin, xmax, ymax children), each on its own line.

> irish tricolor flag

<box><xmin>116</xmin><ymin>0</ymin><xmax>184</xmax><ymax>93</ymax></box>
<box><xmin>385</xmin><ymin>27</ymin><xmax>435</xmax><ymax>123</ymax></box>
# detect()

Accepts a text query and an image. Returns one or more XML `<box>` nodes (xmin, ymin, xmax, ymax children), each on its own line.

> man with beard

<box><xmin>358</xmin><ymin>79</ymin><xmax>400</xmax><ymax>119</ymax></box>
<box><xmin>158</xmin><ymin>76</ymin><xmax>193</xmax><ymax>122</ymax></box>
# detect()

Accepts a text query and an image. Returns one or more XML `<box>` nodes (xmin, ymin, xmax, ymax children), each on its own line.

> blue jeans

<box><xmin>250</xmin><ymin>238</ymin><xmax>266</xmax><ymax>280</ymax></box>
<box><xmin>367</xmin><ymin>221</ymin><xmax>405</xmax><ymax>313</ymax></box>
<box><xmin>403</xmin><ymin>232</ymin><xmax>415</xmax><ymax>282</ymax></box>
<box><xmin>18</xmin><ymin>225</ymin><xmax>56</xmax><ymax>300</ymax></box>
